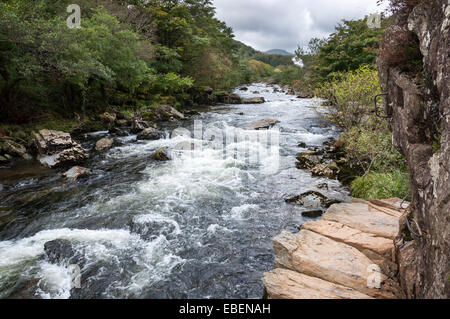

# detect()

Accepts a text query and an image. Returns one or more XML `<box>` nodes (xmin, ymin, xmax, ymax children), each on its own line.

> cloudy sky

<box><xmin>213</xmin><ymin>0</ymin><xmax>388</xmax><ymax>53</ymax></box>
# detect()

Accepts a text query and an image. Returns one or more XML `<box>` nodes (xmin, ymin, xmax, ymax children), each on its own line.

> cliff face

<box><xmin>377</xmin><ymin>0</ymin><xmax>449</xmax><ymax>298</ymax></box>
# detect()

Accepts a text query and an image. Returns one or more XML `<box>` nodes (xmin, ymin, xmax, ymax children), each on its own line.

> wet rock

<box><xmin>301</xmin><ymin>209</ymin><xmax>324</xmax><ymax>218</ymax></box>
<box><xmin>263</xmin><ymin>268</ymin><xmax>372</xmax><ymax>299</ymax></box>
<box><xmin>242</xmin><ymin>97</ymin><xmax>265</xmax><ymax>104</ymax></box>
<box><xmin>99</xmin><ymin>112</ymin><xmax>116</xmax><ymax>124</ymax></box>
<box><xmin>63</xmin><ymin>166</ymin><xmax>92</xmax><ymax>182</ymax></box>
<box><xmin>246</xmin><ymin>119</ymin><xmax>279</xmax><ymax>130</ymax></box>
<box><xmin>315</xmin><ymin>183</ymin><xmax>329</xmax><ymax>190</ymax></box>
<box><xmin>298</xmin><ymin>142</ymin><xmax>307</xmax><ymax>148</ymax></box>
<box><xmin>131</xmin><ymin>119</ymin><xmax>152</xmax><ymax>134</ymax></box>
<box><xmin>115</xmin><ymin>119</ymin><xmax>129</xmax><ymax>127</ymax></box>
<box><xmin>95</xmin><ymin>138</ymin><xmax>114</xmax><ymax>152</ymax></box>
<box><xmin>0</xmin><ymin>139</ymin><xmax>27</xmax><ymax>157</ymax></box>
<box><xmin>239</xmin><ymin>87</ymin><xmax>248</xmax><ymax>91</ymax></box>
<box><xmin>311</xmin><ymin>162</ymin><xmax>339</xmax><ymax>179</ymax></box>
<box><xmin>151</xmin><ymin>147</ymin><xmax>172</xmax><ymax>161</ymax></box>
<box><xmin>252</xmin><ymin>91</ymin><xmax>260</xmax><ymax>94</ymax></box>
<box><xmin>137</xmin><ymin>128</ymin><xmax>161</xmax><ymax>141</ymax></box>
<box><xmin>286</xmin><ymin>190</ymin><xmax>338</xmax><ymax>208</ymax></box>
<box><xmin>295</xmin><ymin>152</ymin><xmax>321</xmax><ymax>169</ymax></box>
<box><xmin>44</xmin><ymin>239</ymin><xmax>76</xmax><ymax>264</ymax></box>
<box><xmin>217</xmin><ymin>93</ymin><xmax>242</xmax><ymax>104</ymax></box>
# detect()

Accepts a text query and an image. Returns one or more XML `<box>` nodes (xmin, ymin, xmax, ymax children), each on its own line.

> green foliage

<box><xmin>317</xmin><ymin>66</ymin><xmax>382</xmax><ymax>130</ymax></box>
<box><xmin>351</xmin><ymin>170</ymin><xmax>411</xmax><ymax>200</ymax></box>
<box><xmin>253</xmin><ymin>53</ymin><xmax>294</xmax><ymax>67</ymax></box>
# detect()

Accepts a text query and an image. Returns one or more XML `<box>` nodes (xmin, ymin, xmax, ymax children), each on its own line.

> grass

<box><xmin>351</xmin><ymin>169</ymin><xmax>411</xmax><ymax>200</ymax></box>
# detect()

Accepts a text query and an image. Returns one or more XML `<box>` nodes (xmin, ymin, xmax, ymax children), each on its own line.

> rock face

<box><xmin>246</xmin><ymin>119</ymin><xmax>279</xmax><ymax>130</ymax></box>
<box><xmin>34</xmin><ymin>130</ymin><xmax>88</xmax><ymax>168</ymax></box>
<box><xmin>95</xmin><ymin>138</ymin><xmax>113</xmax><ymax>152</ymax></box>
<box><xmin>377</xmin><ymin>0</ymin><xmax>449</xmax><ymax>298</ymax></box>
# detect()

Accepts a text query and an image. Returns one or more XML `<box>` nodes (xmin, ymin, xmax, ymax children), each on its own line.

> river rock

<box><xmin>115</xmin><ymin>119</ymin><xmax>129</xmax><ymax>127</ymax></box>
<box><xmin>323</xmin><ymin>203</ymin><xmax>400</xmax><ymax>239</ymax></box>
<box><xmin>286</xmin><ymin>191</ymin><xmax>339</xmax><ymax>209</ymax></box>
<box><xmin>311</xmin><ymin>162</ymin><xmax>339</xmax><ymax>179</ymax></box>
<box><xmin>239</xmin><ymin>87</ymin><xmax>248</xmax><ymax>91</ymax></box>
<box><xmin>272</xmin><ymin>230</ymin><xmax>399</xmax><ymax>298</ymax></box>
<box><xmin>137</xmin><ymin>128</ymin><xmax>161</xmax><ymax>141</ymax></box>
<box><xmin>63</xmin><ymin>166</ymin><xmax>92</xmax><ymax>182</ymax></box>
<box><xmin>131</xmin><ymin>119</ymin><xmax>152</xmax><ymax>134</ymax></box>
<box><xmin>99</xmin><ymin>112</ymin><xmax>116</xmax><ymax>124</ymax></box>
<box><xmin>44</xmin><ymin>239</ymin><xmax>76</xmax><ymax>264</ymax></box>
<box><xmin>298</xmin><ymin>142</ymin><xmax>307</xmax><ymax>148</ymax></box>
<box><xmin>151</xmin><ymin>147</ymin><xmax>172</xmax><ymax>161</ymax></box>
<box><xmin>216</xmin><ymin>92</ymin><xmax>242</xmax><ymax>104</ymax></box>
<box><xmin>295</xmin><ymin>153</ymin><xmax>321</xmax><ymax>169</ymax></box>
<box><xmin>0</xmin><ymin>155</ymin><xmax>8</xmax><ymax>163</ymax></box>
<box><xmin>315</xmin><ymin>183</ymin><xmax>329</xmax><ymax>190</ymax></box>
<box><xmin>246</xmin><ymin>119</ymin><xmax>279</xmax><ymax>130</ymax></box>
<box><xmin>0</xmin><ymin>139</ymin><xmax>27</xmax><ymax>157</ymax></box>
<box><xmin>95</xmin><ymin>138</ymin><xmax>114</xmax><ymax>152</ymax></box>
<box><xmin>109</xmin><ymin>127</ymin><xmax>128</xmax><ymax>137</ymax></box>
<box><xmin>242</xmin><ymin>97</ymin><xmax>265</xmax><ymax>104</ymax></box>
<box><xmin>301</xmin><ymin>209</ymin><xmax>324</xmax><ymax>218</ymax></box>
<box><xmin>153</xmin><ymin>105</ymin><xmax>185</xmax><ymax>121</ymax></box>
<box><xmin>263</xmin><ymin>268</ymin><xmax>372</xmax><ymax>299</ymax></box>
<box><xmin>34</xmin><ymin>130</ymin><xmax>88</xmax><ymax>168</ymax></box>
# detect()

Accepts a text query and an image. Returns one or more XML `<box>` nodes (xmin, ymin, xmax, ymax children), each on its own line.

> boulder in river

<box><xmin>217</xmin><ymin>93</ymin><xmax>242</xmax><ymax>104</ymax></box>
<box><xmin>137</xmin><ymin>128</ymin><xmax>161</xmax><ymax>141</ymax></box>
<box><xmin>44</xmin><ymin>239</ymin><xmax>76</xmax><ymax>265</ymax></box>
<box><xmin>242</xmin><ymin>97</ymin><xmax>265</xmax><ymax>104</ymax></box>
<box><xmin>34</xmin><ymin>130</ymin><xmax>88</xmax><ymax>168</ymax></box>
<box><xmin>239</xmin><ymin>87</ymin><xmax>248</xmax><ymax>91</ymax></box>
<box><xmin>151</xmin><ymin>147</ymin><xmax>172</xmax><ymax>161</ymax></box>
<box><xmin>286</xmin><ymin>190</ymin><xmax>340</xmax><ymax>208</ymax></box>
<box><xmin>63</xmin><ymin>166</ymin><xmax>92</xmax><ymax>182</ymax></box>
<box><xmin>295</xmin><ymin>153</ymin><xmax>321</xmax><ymax>169</ymax></box>
<box><xmin>246</xmin><ymin>118</ymin><xmax>279</xmax><ymax>130</ymax></box>
<box><xmin>95</xmin><ymin>138</ymin><xmax>114</xmax><ymax>152</ymax></box>
<box><xmin>153</xmin><ymin>105</ymin><xmax>185</xmax><ymax>121</ymax></box>
<box><xmin>131</xmin><ymin>118</ymin><xmax>152</xmax><ymax>134</ymax></box>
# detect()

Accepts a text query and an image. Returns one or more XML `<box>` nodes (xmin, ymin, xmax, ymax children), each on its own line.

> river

<box><xmin>0</xmin><ymin>83</ymin><xmax>347</xmax><ymax>299</ymax></box>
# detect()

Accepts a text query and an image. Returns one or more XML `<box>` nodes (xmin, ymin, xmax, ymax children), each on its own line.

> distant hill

<box><xmin>265</xmin><ymin>49</ymin><xmax>295</xmax><ymax>56</ymax></box>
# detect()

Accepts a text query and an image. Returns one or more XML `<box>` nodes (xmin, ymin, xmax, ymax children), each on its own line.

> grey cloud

<box><xmin>213</xmin><ymin>0</ymin><xmax>387</xmax><ymax>52</ymax></box>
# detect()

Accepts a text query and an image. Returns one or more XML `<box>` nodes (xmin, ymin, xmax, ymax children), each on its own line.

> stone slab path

<box><xmin>263</xmin><ymin>198</ymin><xmax>409</xmax><ymax>299</ymax></box>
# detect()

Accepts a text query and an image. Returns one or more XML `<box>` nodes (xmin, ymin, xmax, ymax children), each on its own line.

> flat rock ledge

<box><xmin>263</xmin><ymin>198</ymin><xmax>409</xmax><ymax>299</ymax></box>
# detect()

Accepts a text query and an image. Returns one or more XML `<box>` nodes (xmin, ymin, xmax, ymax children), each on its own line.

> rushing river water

<box><xmin>0</xmin><ymin>83</ymin><xmax>348</xmax><ymax>299</ymax></box>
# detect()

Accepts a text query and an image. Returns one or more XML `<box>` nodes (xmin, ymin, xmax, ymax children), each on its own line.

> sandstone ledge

<box><xmin>264</xmin><ymin>198</ymin><xmax>407</xmax><ymax>299</ymax></box>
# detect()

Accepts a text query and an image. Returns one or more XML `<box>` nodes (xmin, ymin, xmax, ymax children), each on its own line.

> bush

<box><xmin>317</xmin><ymin>66</ymin><xmax>382</xmax><ymax>130</ymax></box>
<box><xmin>351</xmin><ymin>170</ymin><xmax>411</xmax><ymax>200</ymax></box>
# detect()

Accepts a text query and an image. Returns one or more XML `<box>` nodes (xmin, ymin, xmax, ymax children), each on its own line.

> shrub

<box><xmin>351</xmin><ymin>169</ymin><xmax>411</xmax><ymax>200</ymax></box>
<box><xmin>316</xmin><ymin>66</ymin><xmax>382</xmax><ymax>130</ymax></box>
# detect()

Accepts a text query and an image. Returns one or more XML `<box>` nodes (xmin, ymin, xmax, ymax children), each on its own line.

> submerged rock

<box><xmin>151</xmin><ymin>147</ymin><xmax>172</xmax><ymax>161</ymax></box>
<box><xmin>95</xmin><ymin>138</ymin><xmax>114</xmax><ymax>152</ymax></box>
<box><xmin>44</xmin><ymin>239</ymin><xmax>76</xmax><ymax>265</ymax></box>
<box><xmin>246</xmin><ymin>119</ymin><xmax>279</xmax><ymax>130</ymax></box>
<box><xmin>63</xmin><ymin>166</ymin><xmax>92</xmax><ymax>182</ymax></box>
